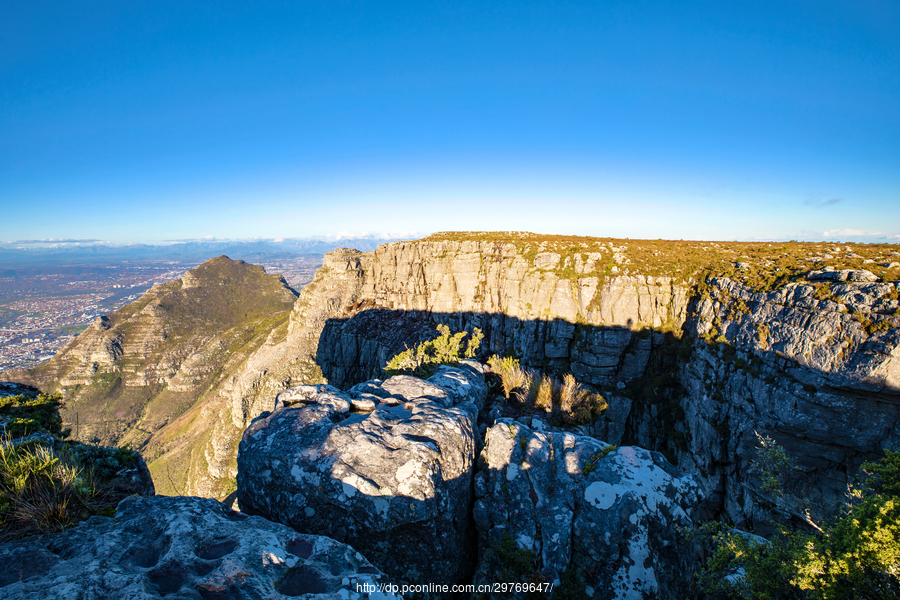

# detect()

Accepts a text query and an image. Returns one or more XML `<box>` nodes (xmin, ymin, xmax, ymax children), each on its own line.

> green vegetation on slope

<box><xmin>0</xmin><ymin>395</ymin><xmax>143</xmax><ymax>542</ymax></box>
<box><xmin>6</xmin><ymin>256</ymin><xmax>299</xmax><ymax>499</ymax></box>
<box><xmin>696</xmin><ymin>449</ymin><xmax>900</xmax><ymax>599</ymax></box>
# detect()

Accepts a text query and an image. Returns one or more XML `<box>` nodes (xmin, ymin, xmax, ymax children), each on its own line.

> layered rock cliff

<box><xmin>298</xmin><ymin>235</ymin><xmax>900</xmax><ymax>533</ymax></box>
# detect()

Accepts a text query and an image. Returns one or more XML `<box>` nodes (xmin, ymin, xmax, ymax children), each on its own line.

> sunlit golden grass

<box><xmin>424</xmin><ymin>232</ymin><xmax>900</xmax><ymax>290</ymax></box>
<box><xmin>488</xmin><ymin>356</ymin><xmax>607</xmax><ymax>425</ymax></box>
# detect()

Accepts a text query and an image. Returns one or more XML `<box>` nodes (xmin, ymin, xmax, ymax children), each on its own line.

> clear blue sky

<box><xmin>2</xmin><ymin>1</ymin><xmax>898</xmax><ymax>244</ymax></box>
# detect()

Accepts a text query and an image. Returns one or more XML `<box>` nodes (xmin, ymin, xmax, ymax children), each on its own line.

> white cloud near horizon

<box><xmin>822</xmin><ymin>229</ymin><xmax>885</xmax><ymax>237</ymax></box>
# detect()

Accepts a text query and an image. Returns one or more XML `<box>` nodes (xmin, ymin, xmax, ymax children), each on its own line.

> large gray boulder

<box><xmin>0</xmin><ymin>495</ymin><xmax>397</xmax><ymax>599</ymax></box>
<box><xmin>237</xmin><ymin>364</ymin><xmax>487</xmax><ymax>586</ymax></box>
<box><xmin>474</xmin><ymin>419</ymin><xmax>702</xmax><ymax>600</ymax></box>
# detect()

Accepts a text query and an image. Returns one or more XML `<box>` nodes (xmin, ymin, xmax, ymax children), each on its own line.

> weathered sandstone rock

<box><xmin>474</xmin><ymin>419</ymin><xmax>702</xmax><ymax>600</ymax></box>
<box><xmin>666</xmin><ymin>278</ymin><xmax>900</xmax><ymax>532</ymax></box>
<box><xmin>307</xmin><ymin>242</ymin><xmax>899</xmax><ymax>533</ymax></box>
<box><xmin>236</xmin><ymin>363</ymin><xmax>487</xmax><ymax>585</ymax></box>
<box><xmin>0</xmin><ymin>495</ymin><xmax>396</xmax><ymax>599</ymax></box>
<box><xmin>9</xmin><ymin>235</ymin><xmax>899</xmax><ymax>539</ymax></box>
<box><xmin>316</xmin><ymin>241</ymin><xmax>688</xmax><ymax>390</ymax></box>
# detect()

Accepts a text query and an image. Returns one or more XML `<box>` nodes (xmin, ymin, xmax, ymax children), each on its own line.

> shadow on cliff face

<box><xmin>316</xmin><ymin>308</ymin><xmax>664</xmax><ymax>392</ymax></box>
<box><xmin>315</xmin><ymin>307</ymin><xmax>900</xmax><ymax>534</ymax></box>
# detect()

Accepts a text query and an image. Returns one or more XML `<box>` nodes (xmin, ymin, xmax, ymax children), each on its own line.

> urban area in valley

<box><xmin>0</xmin><ymin>256</ymin><xmax>321</xmax><ymax>372</ymax></box>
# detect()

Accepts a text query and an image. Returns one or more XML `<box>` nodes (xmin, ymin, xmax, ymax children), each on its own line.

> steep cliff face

<box><xmin>305</xmin><ymin>235</ymin><xmax>900</xmax><ymax>531</ymax></box>
<box><xmin>672</xmin><ymin>277</ymin><xmax>900</xmax><ymax>532</ymax></box>
<box><xmin>318</xmin><ymin>238</ymin><xmax>688</xmax><ymax>389</ymax></box>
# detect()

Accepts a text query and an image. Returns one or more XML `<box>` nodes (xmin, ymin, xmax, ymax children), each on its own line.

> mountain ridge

<box><xmin>2</xmin><ymin>255</ymin><xmax>298</xmax><ymax>498</ymax></box>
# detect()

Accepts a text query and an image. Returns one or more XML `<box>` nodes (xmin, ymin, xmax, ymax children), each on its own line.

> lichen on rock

<box><xmin>237</xmin><ymin>363</ymin><xmax>487</xmax><ymax>586</ymax></box>
<box><xmin>0</xmin><ymin>495</ymin><xmax>396</xmax><ymax>599</ymax></box>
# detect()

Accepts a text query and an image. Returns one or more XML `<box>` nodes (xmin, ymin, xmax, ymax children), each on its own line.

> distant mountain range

<box><xmin>0</xmin><ymin>236</ymin><xmax>416</xmax><ymax>267</ymax></box>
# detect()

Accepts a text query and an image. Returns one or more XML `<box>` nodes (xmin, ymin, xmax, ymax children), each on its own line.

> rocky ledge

<box><xmin>0</xmin><ymin>495</ymin><xmax>396</xmax><ymax>600</ymax></box>
<box><xmin>475</xmin><ymin>419</ymin><xmax>702</xmax><ymax>599</ymax></box>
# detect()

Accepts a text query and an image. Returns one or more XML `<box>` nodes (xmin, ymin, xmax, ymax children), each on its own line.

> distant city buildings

<box><xmin>0</xmin><ymin>256</ymin><xmax>320</xmax><ymax>373</ymax></box>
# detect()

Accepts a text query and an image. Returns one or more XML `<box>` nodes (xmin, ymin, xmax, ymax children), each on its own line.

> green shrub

<box><xmin>0</xmin><ymin>393</ymin><xmax>66</xmax><ymax>438</ymax></box>
<box><xmin>384</xmin><ymin>324</ymin><xmax>484</xmax><ymax>378</ymax></box>
<box><xmin>476</xmin><ymin>532</ymin><xmax>544</xmax><ymax>599</ymax></box>
<box><xmin>583</xmin><ymin>445</ymin><xmax>617</xmax><ymax>475</ymax></box>
<box><xmin>864</xmin><ymin>450</ymin><xmax>900</xmax><ymax>497</ymax></box>
<box><xmin>697</xmin><ymin>448</ymin><xmax>900</xmax><ymax>599</ymax></box>
<box><xmin>752</xmin><ymin>431</ymin><xmax>798</xmax><ymax>498</ymax></box>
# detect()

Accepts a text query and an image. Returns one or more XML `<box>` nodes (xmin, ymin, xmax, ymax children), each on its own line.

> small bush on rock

<box><xmin>385</xmin><ymin>324</ymin><xmax>484</xmax><ymax>378</ymax></box>
<box><xmin>476</xmin><ymin>532</ymin><xmax>545</xmax><ymax>599</ymax></box>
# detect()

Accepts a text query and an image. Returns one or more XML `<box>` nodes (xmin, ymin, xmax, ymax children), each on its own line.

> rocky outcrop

<box><xmin>666</xmin><ymin>277</ymin><xmax>900</xmax><ymax>532</ymax></box>
<box><xmin>693</xmin><ymin>277</ymin><xmax>900</xmax><ymax>390</ymax></box>
<box><xmin>474</xmin><ymin>419</ymin><xmax>702</xmax><ymax>600</ymax></box>
<box><xmin>237</xmin><ymin>363</ymin><xmax>487</xmax><ymax>585</ymax></box>
<box><xmin>8</xmin><ymin>235</ymin><xmax>899</xmax><ymax>537</ymax></box>
<box><xmin>0</xmin><ymin>495</ymin><xmax>396</xmax><ymax>599</ymax></box>
<box><xmin>198</xmin><ymin>240</ymin><xmax>900</xmax><ymax>532</ymax></box>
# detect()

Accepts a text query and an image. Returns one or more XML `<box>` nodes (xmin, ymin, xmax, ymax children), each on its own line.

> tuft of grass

<box><xmin>488</xmin><ymin>356</ymin><xmax>607</xmax><ymax>426</ymax></box>
<box><xmin>0</xmin><ymin>438</ymin><xmax>88</xmax><ymax>541</ymax></box>
<box><xmin>0</xmin><ymin>390</ymin><xmax>146</xmax><ymax>542</ymax></box>
<box><xmin>534</xmin><ymin>375</ymin><xmax>554</xmax><ymax>413</ymax></box>
<box><xmin>0</xmin><ymin>437</ymin><xmax>143</xmax><ymax>542</ymax></box>
<box><xmin>489</xmin><ymin>355</ymin><xmax>528</xmax><ymax>399</ymax></box>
